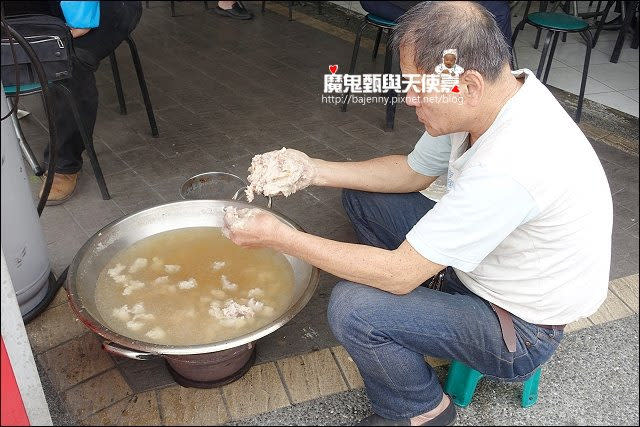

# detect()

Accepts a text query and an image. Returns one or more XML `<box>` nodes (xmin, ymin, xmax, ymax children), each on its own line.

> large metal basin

<box><xmin>66</xmin><ymin>200</ymin><xmax>319</xmax><ymax>386</ymax></box>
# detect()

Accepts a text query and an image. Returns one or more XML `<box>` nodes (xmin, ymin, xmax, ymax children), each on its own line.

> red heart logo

<box><xmin>329</xmin><ymin>64</ymin><xmax>338</xmax><ymax>74</ymax></box>
<box><xmin>451</xmin><ymin>85</ymin><xmax>460</xmax><ymax>93</ymax></box>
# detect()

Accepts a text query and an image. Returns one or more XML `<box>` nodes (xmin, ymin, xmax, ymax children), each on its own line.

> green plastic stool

<box><xmin>444</xmin><ymin>360</ymin><xmax>542</xmax><ymax>408</ymax></box>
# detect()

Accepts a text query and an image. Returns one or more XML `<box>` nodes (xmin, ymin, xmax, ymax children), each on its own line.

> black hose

<box><xmin>2</xmin><ymin>19</ymin><xmax>64</xmax><ymax>323</ymax></box>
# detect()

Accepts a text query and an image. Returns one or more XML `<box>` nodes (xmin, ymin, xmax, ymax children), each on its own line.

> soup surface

<box><xmin>94</xmin><ymin>227</ymin><xmax>294</xmax><ymax>345</ymax></box>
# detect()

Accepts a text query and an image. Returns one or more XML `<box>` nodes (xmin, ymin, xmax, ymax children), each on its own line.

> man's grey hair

<box><xmin>393</xmin><ymin>1</ymin><xmax>511</xmax><ymax>81</ymax></box>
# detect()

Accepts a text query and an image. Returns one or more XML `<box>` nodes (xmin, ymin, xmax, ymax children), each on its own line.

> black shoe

<box><xmin>355</xmin><ymin>397</ymin><xmax>457</xmax><ymax>426</ymax></box>
<box><xmin>212</xmin><ymin>2</ymin><xmax>253</xmax><ymax>20</ymax></box>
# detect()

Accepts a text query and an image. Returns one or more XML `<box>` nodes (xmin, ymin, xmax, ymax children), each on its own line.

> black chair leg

<box><xmin>109</xmin><ymin>52</ymin><xmax>127</xmax><ymax>115</ymax></box>
<box><xmin>511</xmin><ymin>18</ymin><xmax>529</xmax><ymax>68</ymax></box>
<box><xmin>593</xmin><ymin>1</ymin><xmax>616</xmax><ymax>48</ymax></box>
<box><xmin>383</xmin><ymin>30</ymin><xmax>396</xmax><ymax>131</ymax></box>
<box><xmin>145</xmin><ymin>1</ymin><xmax>149</xmax><ymax>8</ymax></box>
<box><xmin>341</xmin><ymin>19</ymin><xmax>367</xmax><ymax>112</ymax></box>
<box><xmin>543</xmin><ymin>32</ymin><xmax>560</xmax><ymax>83</ymax></box>
<box><xmin>204</xmin><ymin>1</ymin><xmax>208</xmax><ymax>10</ymax></box>
<box><xmin>125</xmin><ymin>36</ymin><xmax>159</xmax><ymax>137</ymax></box>
<box><xmin>262</xmin><ymin>1</ymin><xmax>266</xmax><ymax>13</ymax></box>
<box><xmin>611</xmin><ymin>0</ymin><xmax>638</xmax><ymax>62</ymax></box>
<box><xmin>53</xmin><ymin>83</ymin><xmax>110</xmax><ymax>200</ymax></box>
<box><xmin>170</xmin><ymin>0</ymin><xmax>176</xmax><ymax>17</ymax></box>
<box><xmin>289</xmin><ymin>1</ymin><xmax>293</xmax><ymax>21</ymax></box>
<box><xmin>372</xmin><ymin>27</ymin><xmax>383</xmax><ymax>61</ymax></box>
<box><xmin>536</xmin><ymin>30</ymin><xmax>554</xmax><ymax>79</ymax></box>
<box><xmin>576</xmin><ymin>30</ymin><xmax>593</xmax><ymax>122</ymax></box>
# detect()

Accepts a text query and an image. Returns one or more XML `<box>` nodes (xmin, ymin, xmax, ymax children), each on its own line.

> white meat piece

<box><xmin>164</xmin><ymin>264</ymin><xmax>182</xmax><ymax>274</ymax></box>
<box><xmin>247</xmin><ymin>288</ymin><xmax>264</xmax><ymax>298</ymax></box>
<box><xmin>145</xmin><ymin>327</ymin><xmax>166</xmax><ymax>340</ymax></box>
<box><xmin>208</xmin><ymin>299</ymin><xmax>255</xmax><ymax>320</ymax></box>
<box><xmin>211</xmin><ymin>261</ymin><xmax>226</xmax><ymax>271</ymax></box>
<box><xmin>126</xmin><ymin>320</ymin><xmax>145</xmax><ymax>331</ymax></box>
<box><xmin>247</xmin><ymin>298</ymin><xmax>264</xmax><ymax>312</ymax></box>
<box><xmin>108</xmin><ymin>263</ymin><xmax>126</xmax><ymax>277</ymax></box>
<box><xmin>210</xmin><ymin>289</ymin><xmax>227</xmax><ymax>299</ymax></box>
<box><xmin>220</xmin><ymin>275</ymin><xmax>237</xmax><ymax>291</ymax></box>
<box><xmin>222</xmin><ymin>299</ymin><xmax>255</xmax><ymax>319</ymax></box>
<box><xmin>112</xmin><ymin>305</ymin><xmax>131</xmax><ymax>322</ymax></box>
<box><xmin>133</xmin><ymin>313</ymin><xmax>155</xmax><ymax>321</ymax></box>
<box><xmin>245</xmin><ymin>147</ymin><xmax>313</xmax><ymax>201</ymax></box>
<box><xmin>178</xmin><ymin>277</ymin><xmax>198</xmax><ymax>289</ymax></box>
<box><xmin>128</xmin><ymin>258</ymin><xmax>148</xmax><ymax>273</ymax></box>
<box><xmin>153</xmin><ymin>276</ymin><xmax>169</xmax><ymax>285</ymax></box>
<box><xmin>130</xmin><ymin>302</ymin><xmax>145</xmax><ymax>315</ymax></box>
<box><xmin>122</xmin><ymin>280</ymin><xmax>145</xmax><ymax>296</ymax></box>
<box><xmin>112</xmin><ymin>274</ymin><xmax>129</xmax><ymax>284</ymax></box>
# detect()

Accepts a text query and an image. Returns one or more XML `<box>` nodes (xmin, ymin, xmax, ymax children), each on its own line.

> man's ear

<box><xmin>459</xmin><ymin>70</ymin><xmax>484</xmax><ymax>107</ymax></box>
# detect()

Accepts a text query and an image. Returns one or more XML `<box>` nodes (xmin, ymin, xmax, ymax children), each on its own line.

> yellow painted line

<box><xmin>264</xmin><ymin>2</ymin><xmax>383</xmax><ymax>52</ymax></box>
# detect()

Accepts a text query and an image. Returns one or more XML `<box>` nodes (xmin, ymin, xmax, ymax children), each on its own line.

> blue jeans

<box><xmin>327</xmin><ymin>190</ymin><xmax>564</xmax><ymax>420</ymax></box>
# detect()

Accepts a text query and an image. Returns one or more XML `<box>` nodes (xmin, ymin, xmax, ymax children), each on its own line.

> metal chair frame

<box><xmin>341</xmin><ymin>15</ymin><xmax>397</xmax><ymax>131</ymax></box>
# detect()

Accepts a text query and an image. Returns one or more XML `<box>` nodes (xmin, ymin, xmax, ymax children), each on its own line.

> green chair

<box><xmin>341</xmin><ymin>13</ymin><xmax>398</xmax><ymax>131</ymax></box>
<box><xmin>444</xmin><ymin>360</ymin><xmax>542</xmax><ymax>408</ymax></box>
<box><xmin>511</xmin><ymin>1</ymin><xmax>609</xmax><ymax>123</ymax></box>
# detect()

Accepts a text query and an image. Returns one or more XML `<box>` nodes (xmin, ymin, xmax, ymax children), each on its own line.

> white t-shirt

<box><xmin>406</xmin><ymin>69</ymin><xmax>613</xmax><ymax>325</ymax></box>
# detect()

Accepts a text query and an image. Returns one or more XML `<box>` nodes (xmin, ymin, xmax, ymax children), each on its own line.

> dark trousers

<box><xmin>44</xmin><ymin>1</ymin><xmax>142</xmax><ymax>173</ymax></box>
<box><xmin>359</xmin><ymin>1</ymin><xmax>513</xmax><ymax>49</ymax></box>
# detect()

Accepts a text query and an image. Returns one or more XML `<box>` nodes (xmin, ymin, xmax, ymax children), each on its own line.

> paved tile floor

<box><xmin>10</xmin><ymin>1</ymin><xmax>639</xmax><ymax>425</ymax></box>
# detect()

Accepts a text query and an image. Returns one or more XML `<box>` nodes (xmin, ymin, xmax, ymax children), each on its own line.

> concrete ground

<box><xmin>10</xmin><ymin>1</ymin><xmax>639</xmax><ymax>425</ymax></box>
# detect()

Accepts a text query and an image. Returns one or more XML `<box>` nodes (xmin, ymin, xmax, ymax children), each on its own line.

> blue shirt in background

<box><xmin>60</xmin><ymin>1</ymin><xmax>100</xmax><ymax>28</ymax></box>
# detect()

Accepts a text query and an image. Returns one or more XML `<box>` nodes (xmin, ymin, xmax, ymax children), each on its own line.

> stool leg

<box><xmin>125</xmin><ymin>36</ymin><xmax>159</xmax><ymax>137</ymax></box>
<box><xmin>9</xmin><ymin>102</ymin><xmax>44</xmax><ymax>176</ymax></box>
<box><xmin>109</xmin><ymin>52</ymin><xmax>127</xmax><ymax>115</ymax></box>
<box><xmin>521</xmin><ymin>368</ymin><xmax>542</xmax><ymax>408</ymax></box>
<box><xmin>534</xmin><ymin>1</ymin><xmax>549</xmax><ymax>48</ymax></box>
<box><xmin>383</xmin><ymin>29</ymin><xmax>396</xmax><ymax>131</ymax></box>
<box><xmin>170</xmin><ymin>1</ymin><xmax>176</xmax><ymax>17</ymax></box>
<box><xmin>444</xmin><ymin>360</ymin><xmax>484</xmax><ymax>408</ymax></box>
<box><xmin>341</xmin><ymin>19</ymin><xmax>367</xmax><ymax>112</ymax></box>
<box><xmin>261</xmin><ymin>1</ymin><xmax>266</xmax><ymax>13</ymax></box>
<box><xmin>204</xmin><ymin>1</ymin><xmax>208</xmax><ymax>10</ymax></box>
<box><xmin>576</xmin><ymin>30</ymin><xmax>593</xmax><ymax>122</ymax></box>
<box><xmin>54</xmin><ymin>84</ymin><xmax>110</xmax><ymax>200</ymax></box>
<box><xmin>536</xmin><ymin>30</ymin><xmax>554</xmax><ymax>79</ymax></box>
<box><xmin>289</xmin><ymin>1</ymin><xmax>293</xmax><ymax>21</ymax></box>
<box><xmin>543</xmin><ymin>32</ymin><xmax>560</xmax><ymax>83</ymax></box>
<box><xmin>145</xmin><ymin>1</ymin><xmax>149</xmax><ymax>8</ymax></box>
<box><xmin>372</xmin><ymin>27</ymin><xmax>383</xmax><ymax>61</ymax></box>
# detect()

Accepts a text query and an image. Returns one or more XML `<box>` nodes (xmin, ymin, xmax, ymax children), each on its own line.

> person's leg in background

<box><xmin>476</xmin><ymin>1</ymin><xmax>513</xmax><ymax>51</ymax></box>
<box><xmin>214</xmin><ymin>1</ymin><xmax>252</xmax><ymax>20</ymax></box>
<box><xmin>42</xmin><ymin>1</ymin><xmax>143</xmax><ymax>204</ymax></box>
